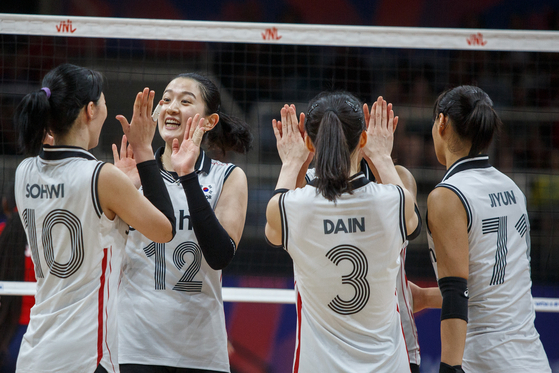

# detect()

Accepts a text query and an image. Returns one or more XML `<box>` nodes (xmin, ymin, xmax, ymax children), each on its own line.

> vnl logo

<box><xmin>467</xmin><ymin>32</ymin><xmax>487</xmax><ymax>46</ymax></box>
<box><xmin>262</xmin><ymin>27</ymin><xmax>282</xmax><ymax>41</ymax></box>
<box><xmin>56</xmin><ymin>20</ymin><xmax>76</xmax><ymax>33</ymax></box>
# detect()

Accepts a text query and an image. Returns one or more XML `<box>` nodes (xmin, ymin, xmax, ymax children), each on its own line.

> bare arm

<box><xmin>428</xmin><ymin>187</ymin><xmax>469</xmax><ymax>367</ymax></box>
<box><xmin>214</xmin><ymin>167</ymin><xmax>248</xmax><ymax>246</ymax></box>
<box><xmin>98</xmin><ymin>164</ymin><xmax>173</xmax><ymax>243</ymax></box>
<box><xmin>363</xmin><ymin>97</ymin><xmax>418</xmax><ymax>236</ymax></box>
<box><xmin>102</xmin><ymin>87</ymin><xmax>174</xmax><ymax>243</ymax></box>
<box><xmin>265</xmin><ymin>105</ymin><xmax>309</xmax><ymax>247</ymax></box>
<box><xmin>409</xmin><ymin>281</ymin><xmax>442</xmax><ymax>312</ymax></box>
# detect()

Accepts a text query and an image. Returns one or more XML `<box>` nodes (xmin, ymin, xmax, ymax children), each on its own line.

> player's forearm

<box><xmin>276</xmin><ymin>162</ymin><xmax>303</xmax><ymax>190</ymax></box>
<box><xmin>440</xmin><ymin>318</ymin><xmax>467</xmax><ymax>366</ymax></box>
<box><xmin>409</xmin><ymin>282</ymin><xmax>442</xmax><ymax>312</ymax></box>
<box><xmin>368</xmin><ymin>154</ymin><xmax>404</xmax><ymax>189</ymax></box>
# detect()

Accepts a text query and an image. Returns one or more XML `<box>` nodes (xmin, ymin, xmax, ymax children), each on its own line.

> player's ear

<box><xmin>305</xmin><ymin>134</ymin><xmax>315</xmax><ymax>152</ymax></box>
<box><xmin>204</xmin><ymin>113</ymin><xmax>219</xmax><ymax>131</ymax></box>
<box><xmin>438</xmin><ymin>113</ymin><xmax>447</xmax><ymax>136</ymax></box>
<box><xmin>359</xmin><ymin>130</ymin><xmax>367</xmax><ymax>148</ymax></box>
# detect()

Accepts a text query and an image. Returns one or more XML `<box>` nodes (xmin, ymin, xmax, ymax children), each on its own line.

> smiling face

<box><xmin>158</xmin><ymin>77</ymin><xmax>208</xmax><ymax>145</ymax></box>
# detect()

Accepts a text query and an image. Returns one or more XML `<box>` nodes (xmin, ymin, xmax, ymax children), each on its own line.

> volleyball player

<box><xmin>12</xmin><ymin>63</ymin><xmax>176</xmax><ymax>373</ymax></box>
<box><xmin>303</xmin><ymin>103</ymin><xmax>442</xmax><ymax>373</ymax></box>
<box><xmin>427</xmin><ymin>85</ymin><xmax>551</xmax><ymax>373</ymax></box>
<box><xmin>266</xmin><ymin>93</ymin><xmax>418</xmax><ymax>372</ymax></box>
<box><xmin>117</xmin><ymin>73</ymin><xmax>251</xmax><ymax>373</ymax></box>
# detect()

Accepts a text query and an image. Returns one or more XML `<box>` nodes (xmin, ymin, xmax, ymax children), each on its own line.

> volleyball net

<box><xmin>0</xmin><ymin>14</ymin><xmax>558</xmax><ymax>312</ymax></box>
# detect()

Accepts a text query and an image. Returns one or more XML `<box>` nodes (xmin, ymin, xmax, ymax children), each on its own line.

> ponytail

<box><xmin>314</xmin><ymin>111</ymin><xmax>352</xmax><ymax>202</ymax></box>
<box><xmin>433</xmin><ymin>85</ymin><xmax>501</xmax><ymax>156</ymax></box>
<box><xmin>305</xmin><ymin>91</ymin><xmax>365</xmax><ymax>202</ymax></box>
<box><xmin>14</xmin><ymin>90</ymin><xmax>51</xmax><ymax>156</ymax></box>
<box><xmin>205</xmin><ymin>111</ymin><xmax>253</xmax><ymax>154</ymax></box>
<box><xmin>14</xmin><ymin>63</ymin><xmax>104</xmax><ymax>156</ymax></box>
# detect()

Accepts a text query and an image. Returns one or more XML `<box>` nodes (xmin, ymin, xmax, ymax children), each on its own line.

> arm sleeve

<box><xmin>136</xmin><ymin>160</ymin><xmax>176</xmax><ymax>239</ymax></box>
<box><xmin>179</xmin><ymin>171</ymin><xmax>236</xmax><ymax>270</ymax></box>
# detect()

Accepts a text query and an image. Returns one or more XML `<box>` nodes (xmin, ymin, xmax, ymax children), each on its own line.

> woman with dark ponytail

<box><xmin>12</xmin><ymin>63</ymin><xmax>177</xmax><ymax>373</ymax></box>
<box><xmin>265</xmin><ymin>92</ymin><xmax>418</xmax><ymax>372</ymax></box>
<box><xmin>116</xmin><ymin>73</ymin><xmax>251</xmax><ymax>373</ymax></box>
<box><xmin>426</xmin><ymin>85</ymin><xmax>551</xmax><ymax>373</ymax></box>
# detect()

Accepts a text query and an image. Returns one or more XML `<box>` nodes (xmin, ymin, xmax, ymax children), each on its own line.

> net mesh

<box><xmin>1</xmin><ymin>17</ymin><xmax>559</xmax><ymax>285</ymax></box>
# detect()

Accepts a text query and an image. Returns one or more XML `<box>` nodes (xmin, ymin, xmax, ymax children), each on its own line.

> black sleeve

<box><xmin>179</xmin><ymin>171</ymin><xmax>236</xmax><ymax>270</ymax></box>
<box><xmin>136</xmin><ymin>160</ymin><xmax>176</xmax><ymax>239</ymax></box>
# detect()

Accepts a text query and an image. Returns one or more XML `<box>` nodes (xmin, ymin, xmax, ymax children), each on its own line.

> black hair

<box><xmin>304</xmin><ymin>91</ymin><xmax>366</xmax><ymax>202</ymax></box>
<box><xmin>175</xmin><ymin>73</ymin><xmax>252</xmax><ymax>154</ymax></box>
<box><xmin>433</xmin><ymin>85</ymin><xmax>501</xmax><ymax>157</ymax></box>
<box><xmin>14</xmin><ymin>63</ymin><xmax>104</xmax><ymax>156</ymax></box>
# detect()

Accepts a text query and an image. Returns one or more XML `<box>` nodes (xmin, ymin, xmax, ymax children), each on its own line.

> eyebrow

<box><xmin>163</xmin><ymin>89</ymin><xmax>196</xmax><ymax>99</ymax></box>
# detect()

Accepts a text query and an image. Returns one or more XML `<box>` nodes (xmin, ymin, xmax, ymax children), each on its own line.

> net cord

<box><xmin>1</xmin><ymin>13</ymin><xmax>559</xmax><ymax>52</ymax></box>
<box><xmin>0</xmin><ymin>281</ymin><xmax>558</xmax><ymax>312</ymax></box>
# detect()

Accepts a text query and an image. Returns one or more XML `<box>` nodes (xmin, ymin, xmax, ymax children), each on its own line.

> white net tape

<box><xmin>1</xmin><ymin>13</ymin><xmax>559</xmax><ymax>51</ymax></box>
<box><xmin>0</xmin><ymin>281</ymin><xmax>557</xmax><ymax>312</ymax></box>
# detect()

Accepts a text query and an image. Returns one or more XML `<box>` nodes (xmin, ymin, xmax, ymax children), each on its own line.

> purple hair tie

<box><xmin>41</xmin><ymin>87</ymin><xmax>51</xmax><ymax>99</ymax></box>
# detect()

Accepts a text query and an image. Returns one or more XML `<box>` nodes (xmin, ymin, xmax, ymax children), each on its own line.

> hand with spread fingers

<box><xmin>170</xmin><ymin>113</ymin><xmax>206</xmax><ymax>176</ymax></box>
<box><xmin>273</xmin><ymin>104</ymin><xmax>309</xmax><ymax>170</ymax></box>
<box><xmin>112</xmin><ymin>134</ymin><xmax>141</xmax><ymax>189</ymax></box>
<box><xmin>116</xmin><ymin>87</ymin><xmax>157</xmax><ymax>163</ymax></box>
<box><xmin>362</xmin><ymin>96</ymin><xmax>399</xmax><ymax>166</ymax></box>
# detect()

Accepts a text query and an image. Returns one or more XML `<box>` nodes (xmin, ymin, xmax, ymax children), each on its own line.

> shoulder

<box><xmin>98</xmin><ymin>162</ymin><xmax>129</xmax><ymax>188</ymax></box>
<box><xmin>219</xmin><ymin>166</ymin><xmax>247</xmax><ymax>200</ymax></box>
<box><xmin>427</xmin><ymin>186</ymin><xmax>465</xmax><ymax>218</ymax></box>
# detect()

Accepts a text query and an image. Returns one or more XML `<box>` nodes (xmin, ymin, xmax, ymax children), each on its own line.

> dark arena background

<box><xmin>1</xmin><ymin>1</ymin><xmax>559</xmax><ymax>372</ymax></box>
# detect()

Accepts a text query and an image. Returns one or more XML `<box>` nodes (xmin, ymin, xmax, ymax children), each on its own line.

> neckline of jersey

<box><xmin>154</xmin><ymin>146</ymin><xmax>211</xmax><ymax>181</ymax></box>
<box><xmin>40</xmin><ymin>144</ymin><xmax>97</xmax><ymax>161</ymax></box>
<box><xmin>442</xmin><ymin>155</ymin><xmax>491</xmax><ymax>182</ymax></box>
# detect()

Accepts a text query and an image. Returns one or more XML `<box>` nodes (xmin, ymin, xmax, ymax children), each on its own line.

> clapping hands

<box><xmin>170</xmin><ymin>114</ymin><xmax>206</xmax><ymax>177</ymax></box>
<box><xmin>362</xmin><ymin>96</ymin><xmax>399</xmax><ymax>165</ymax></box>
<box><xmin>272</xmin><ymin>104</ymin><xmax>311</xmax><ymax>169</ymax></box>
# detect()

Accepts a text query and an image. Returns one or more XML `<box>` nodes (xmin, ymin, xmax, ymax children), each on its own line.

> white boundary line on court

<box><xmin>1</xmin><ymin>281</ymin><xmax>558</xmax><ymax>312</ymax></box>
<box><xmin>1</xmin><ymin>13</ymin><xmax>559</xmax><ymax>52</ymax></box>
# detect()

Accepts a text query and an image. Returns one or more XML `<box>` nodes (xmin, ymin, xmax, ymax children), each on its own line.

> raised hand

<box><xmin>116</xmin><ymin>88</ymin><xmax>156</xmax><ymax>163</ymax></box>
<box><xmin>170</xmin><ymin>114</ymin><xmax>206</xmax><ymax>177</ymax></box>
<box><xmin>112</xmin><ymin>134</ymin><xmax>141</xmax><ymax>189</ymax></box>
<box><xmin>272</xmin><ymin>104</ymin><xmax>309</xmax><ymax>168</ymax></box>
<box><xmin>362</xmin><ymin>96</ymin><xmax>399</xmax><ymax>163</ymax></box>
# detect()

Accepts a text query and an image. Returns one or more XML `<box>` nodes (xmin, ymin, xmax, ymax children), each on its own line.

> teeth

<box><xmin>165</xmin><ymin>119</ymin><xmax>180</xmax><ymax>126</ymax></box>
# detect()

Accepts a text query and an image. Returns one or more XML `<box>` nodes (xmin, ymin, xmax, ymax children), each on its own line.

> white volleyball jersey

<box><xmin>307</xmin><ymin>163</ymin><xmax>421</xmax><ymax>366</ymax></box>
<box><xmin>14</xmin><ymin>146</ymin><xmax>128</xmax><ymax>373</ymax></box>
<box><xmin>281</xmin><ymin>173</ymin><xmax>410</xmax><ymax>373</ymax></box>
<box><xmin>396</xmin><ymin>245</ymin><xmax>420</xmax><ymax>365</ymax></box>
<box><xmin>118</xmin><ymin>149</ymin><xmax>235</xmax><ymax>372</ymax></box>
<box><xmin>426</xmin><ymin>155</ymin><xmax>551</xmax><ymax>373</ymax></box>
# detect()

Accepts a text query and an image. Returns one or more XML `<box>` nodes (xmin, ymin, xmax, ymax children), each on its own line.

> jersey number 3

<box><xmin>326</xmin><ymin>245</ymin><xmax>370</xmax><ymax>315</ymax></box>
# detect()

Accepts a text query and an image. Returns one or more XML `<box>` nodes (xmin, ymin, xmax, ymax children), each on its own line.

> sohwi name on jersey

<box><xmin>324</xmin><ymin>217</ymin><xmax>365</xmax><ymax>234</ymax></box>
<box><xmin>489</xmin><ymin>190</ymin><xmax>516</xmax><ymax>208</ymax></box>
<box><xmin>26</xmin><ymin>183</ymin><xmax>64</xmax><ymax>199</ymax></box>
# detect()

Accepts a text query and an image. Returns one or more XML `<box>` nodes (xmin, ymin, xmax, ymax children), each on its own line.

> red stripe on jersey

<box><xmin>293</xmin><ymin>289</ymin><xmax>303</xmax><ymax>373</ymax></box>
<box><xmin>97</xmin><ymin>248</ymin><xmax>108</xmax><ymax>366</ymax></box>
<box><xmin>395</xmin><ymin>290</ymin><xmax>410</xmax><ymax>364</ymax></box>
<box><xmin>105</xmin><ymin>246</ymin><xmax>116</xmax><ymax>372</ymax></box>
